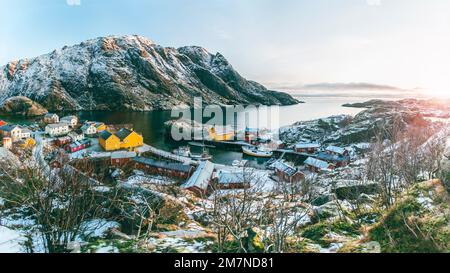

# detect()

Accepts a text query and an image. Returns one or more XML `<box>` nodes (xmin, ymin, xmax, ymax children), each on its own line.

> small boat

<box><xmin>242</xmin><ymin>146</ymin><xmax>273</xmax><ymax>158</ymax></box>
<box><xmin>173</xmin><ymin>146</ymin><xmax>191</xmax><ymax>157</ymax></box>
<box><xmin>190</xmin><ymin>152</ymin><xmax>213</xmax><ymax>161</ymax></box>
<box><xmin>173</xmin><ymin>146</ymin><xmax>213</xmax><ymax>161</ymax></box>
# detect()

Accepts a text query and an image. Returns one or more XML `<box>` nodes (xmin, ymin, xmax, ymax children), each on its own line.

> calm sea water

<box><xmin>0</xmin><ymin>96</ymin><xmax>398</xmax><ymax>166</ymax></box>
<box><xmin>76</xmin><ymin>96</ymin><xmax>373</xmax><ymax>166</ymax></box>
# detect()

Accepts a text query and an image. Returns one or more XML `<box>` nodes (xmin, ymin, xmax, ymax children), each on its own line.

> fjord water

<box><xmin>75</xmin><ymin>96</ymin><xmax>368</xmax><ymax>166</ymax></box>
<box><xmin>0</xmin><ymin>95</ymin><xmax>398</xmax><ymax>166</ymax></box>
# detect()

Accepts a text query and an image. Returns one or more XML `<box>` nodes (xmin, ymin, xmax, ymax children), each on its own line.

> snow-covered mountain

<box><xmin>0</xmin><ymin>35</ymin><xmax>298</xmax><ymax>111</ymax></box>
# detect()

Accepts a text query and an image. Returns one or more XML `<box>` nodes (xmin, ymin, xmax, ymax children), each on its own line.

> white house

<box><xmin>0</xmin><ymin>125</ymin><xmax>33</xmax><ymax>141</ymax></box>
<box><xmin>60</xmin><ymin>116</ymin><xmax>78</xmax><ymax>128</ymax></box>
<box><xmin>68</xmin><ymin>130</ymin><xmax>84</xmax><ymax>142</ymax></box>
<box><xmin>45</xmin><ymin>123</ymin><xmax>70</xmax><ymax>137</ymax></box>
<box><xmin>81</xmin><ymin>123</ymin><xmax>97</xmax><ymax>136</ymax></box>
<box><xmin>0</xmin><ymin>125</ymin><xmax>22</xmax><ymax>141</ymax></box>
<box><xmin>44</xmin><ymin>113</ymin><xmax>59</xmax><ymax>124</ymax></box>
<box><xmin>19</xmin><ymin>127</ymin><xmax>32</xmax><ymax>139</ymax></box>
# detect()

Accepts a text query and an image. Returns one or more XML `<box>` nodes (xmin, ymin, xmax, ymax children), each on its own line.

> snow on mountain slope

<box><xmin>0</xmin><ymin>35</ymin><xmax>298</xmax><ymax>111</ymax></box>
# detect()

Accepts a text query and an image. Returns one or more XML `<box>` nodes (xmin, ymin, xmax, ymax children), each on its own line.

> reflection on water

<box><xmin>76</xmin><ymin>97</ymin><xmax>371</xmax><ymax>165</ymax></box>
<box><xmin>1</xmin><ymin>96</ymin><xmax>393</xmax><ymax>165</ymax></box>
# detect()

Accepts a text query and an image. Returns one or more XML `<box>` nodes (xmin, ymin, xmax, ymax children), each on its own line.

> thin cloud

<box><xmin>66</xmin><ymin>0</ymin><xmax>81</xmax><ymax>6</ymax></box>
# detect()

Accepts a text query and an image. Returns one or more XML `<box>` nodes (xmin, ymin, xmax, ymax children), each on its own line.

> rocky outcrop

<box><xmin>0</xmin><ymin>35</ymin><xmax>299</xmax><ymax>112</ymax></box>
<box><xmin>280</xmin><ymin>99</ymin><xmax>440</xmax><ymax>146</ymax></box>
<box><xmin>0</xmin><ymin>96</ymin><xmax>48</xmax><ymax>117</ymax></box>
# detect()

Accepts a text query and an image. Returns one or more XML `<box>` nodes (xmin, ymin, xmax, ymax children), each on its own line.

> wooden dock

<box><xmin>143</xmin><ymin>144</ymin><xmax>199</xmax><ymax>165</ymax></box>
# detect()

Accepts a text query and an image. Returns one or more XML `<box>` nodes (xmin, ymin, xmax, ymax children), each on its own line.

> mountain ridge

<box><xmin>0</xmin><ymin>35</ymin><xmax>299</xmax><ymax>111</ymax></box>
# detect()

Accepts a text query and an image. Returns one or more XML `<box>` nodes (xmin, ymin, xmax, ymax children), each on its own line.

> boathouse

<box><xmin>325</xmin><ymin>145</ymin><xmax>349</xmax><ymax>157</ymax></box>
<box><xmin>133</xmin><ymin>157</ymin><xmax>194</xmax><ymax>179</ymax></box>
<box><xmin>214</xmin><ymin>170</ymin><xmax>251</xmax><ymax>189</ymax></box>
<box><xmin>181</xmin><ymin>160</ymin><xmax>215</xmax><ymax>196</ymax></box>
<box><xmin>111</xmin><ymin>151</ymin><xmax>137</xmax><ymax>167</ymax></box>
<box><xmin>272</xmin><ymin>160</ymin><xmax>305</xmax><ymax>183</ymax></box>
<box><xmin>295</xmin><ymin>143</ymin><xmax>320</xmax><ymax>154</ymax></box>
<box><xmin>304</xmin><ymin>157</ymin><xmax>334</xmax><ymax>173</ymax></box>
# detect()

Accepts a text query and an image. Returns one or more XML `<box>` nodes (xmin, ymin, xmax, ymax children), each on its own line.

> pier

<box><xmin>141</xmin><ymin>144</ymin><xmax>199</xmax><ymax>165</ymax></box>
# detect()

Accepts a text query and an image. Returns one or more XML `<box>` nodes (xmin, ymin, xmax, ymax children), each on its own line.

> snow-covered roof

<box><xmin>0</xmin><ymin>124</ymin><xmax>20</xmax><ymax>132</ymax></box>
<box><xmin>111</xmin><ymin>151</ymin><xmax>136</xmax><ymax>159</ymax></box>
<box><xmin>46</xmin><ymin>123</ymin><xmax>69</xmax><ymax>129</ymax></box>
<box><xmin>272</xmin><ymin>160</ymin><xmax>298</xmax><ymax>176</ymax></box>
<box><xmin>20</xmin><ymin>127</ymin><xmax>32</xmax><ymax>133</ymax></box>
<box><xmin>325</xmin><ymin>145</ymin><xmax>346</xmax><ymax>155</ymax></box>
<box><xmin>182</xmin><ymin>160</ymin><xmax>214</xmax><ymax>190</ymax></box>
<box><xmin>216</xmin><ymin>170</ymin><xmax>245</xmax><ymax>184</ymax></box>
<box><xmin>133</xmin><ymin>157</ymin><xmax>193</xmax><ymax>173</ymax></box>
<box><xmin>295</xmin><ymin>143</ymin><xmax>320</xmax><ymax>149</ymax></box>
<box><xmin>304</xmin><ymin>157</ymin><xmax>330</xmax><ymax>170</ymax></box>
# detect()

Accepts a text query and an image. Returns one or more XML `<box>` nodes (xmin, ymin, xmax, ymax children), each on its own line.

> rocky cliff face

<box><xmin>0</xmin><ymin>96</ymin><xmax>48</xmax><ymax>117</ymax></box>
<box><xmin>0</xmin><ymin>35</ymin><xmax>298</xmax><ymax>111</ymax></box>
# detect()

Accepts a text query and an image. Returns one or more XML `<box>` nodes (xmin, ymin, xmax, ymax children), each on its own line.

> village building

<box><xmin>92</xmin><ymin>122</ymin><xmax>107</xmax><ymax>132</ymax></box>
<box><xmin>99</xmin><ymin>131</ymin><xmax>121</xmax><ymax>151</ymax></box>
<box><xmin>181</xmin><ymin>160</ymin><xmax>215</xmax><ymax>195</ymax></box>
<box><xmin>43</xmin><ymin>113</ymin><xmax>59</xmax><ymax>124</ymax></box>
<box><xmin>45</xmin><ymin>123</ymin><xmax>70</xmax><ymax>137</ymax></box>
<box><xmin>99</xmin><ymin>128</ymin><xmax>143</xmax><ymax>151</ymax></box>
<box><xmin>20</xmin><ymin>128</ymin><xmax>32</xmax><ymax>139</ymax></box>
<box><xmin>17</xmin><ymin>138</ymin><xmax>36</xmax><ymax>149</ymax></box>
<box><xmin>304</xmin><ymin>157</ymin><xmax>334</xmax><ymax>173</ymax></box>
<box><xmin>111</xmin><ymin>151</ymin><xmax>137</xmax><ymax>167</ymax></box>
<box><xmin>208</xmin><ymin>126</ymin><xmax>235</xmax><ymax>141</ymax></box>
<box><xmin>132</xmin><ymin>157</ymin><xmax>194</xmax><ymax>179</ymax></box>
<box><xmin>0</xmin><ymin>125</ymin><xmax>21</xmax><ymax>141</ymax></box>
<box><xmin>2</xmin><ymin>137</ymin><xmax>12</xmax><ymax>149</ymax></box>
<box><xmin>295</xmin><ymin>143</ymin><xmax>320</xmax><ymax>154</ymax></box>
<box><xmin>68</xmin><ymin>129</ymin><xmax>84</xmax><ymax>142</ymax></box>
<box><xmin>316</xmin><ymin>152</ymin><xmax>350</xmax><ymax>168</ymax></box>
<box><xmin>244</xmin><ymin>127</ymin><xmax>258</xmax><ymax>144</ymax></box>
<box><xmin>116</xmin><ymin>128</ymin><xmax>143</xmax><ymax>150</ymax></box>
<box><xmin>0</xmin><ymin>120</ymin><xmax>6</xmax><ymax>127</ymax></box>
<box><xmin>272</xmin><ymin>160</ymin><xmax>305</xmax><ymax>183</ymax></box>
<box><xmin>214</xmin><ymin>170</ymin><xmax>251</xmax><ymax>189</ymax></box>
<box><xmin>325</xmin><ymin>145</ymin><xmax>349</xmax><ymax>157</ymax></box>
<box><xmin>54</xmin><ymin>136</ymin><xmax>72</xmax><ymax>147</ymax></box>
<box><xmin>66</xmin><ymin>139</ymin><xmax>92</xmax><ymax>153</ymax></box>
<box><xmin>60</xmin><ymin>116</ymin><xmax>78</xmax><ymax>128</ymax></box>
<box><xmin>81</xmin><ymin>123</ymin><xmax>97</xmax><ymax>136</ymax></box>
<box><xmin>0</xmin><ymin>125</ymin><xmax>31</xmax><ymax>141</ymax></box>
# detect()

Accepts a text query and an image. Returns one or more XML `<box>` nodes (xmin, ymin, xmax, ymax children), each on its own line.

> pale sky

<box><xmin>1</xmin><ymin>0</ymin><xmax>449</xmax><ymax>96</ymax></box>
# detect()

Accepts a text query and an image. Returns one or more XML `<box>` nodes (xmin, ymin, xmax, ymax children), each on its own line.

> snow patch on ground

<box><xmin>0</xmin><ymin>226</ymin><xmax>26</xmax><ymax>253</ymax></box>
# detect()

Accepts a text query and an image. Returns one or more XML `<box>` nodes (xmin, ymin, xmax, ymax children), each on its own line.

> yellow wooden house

<box><xmin>95</xmin><ymin>122</ymin><xmax>107</xmax><ymax>132</ymax></box>
<box><xmin>117</xmin><ymin>128</ymin><xmax>143</xmax><ymax>149</ymax></box>
<box><xmin>99</xmin><ymin>128</ymin><xmax>143</xmax><ymax>151</ymax></box>
<box><xmin>208</xmin><ymin>126</ymin><xmax>235</xmax><ymax>141</ymax></box>
<box><xmin>99</xmin><ymin>131</ymin><xmax>121</xmax><ymax>151</ymax></box>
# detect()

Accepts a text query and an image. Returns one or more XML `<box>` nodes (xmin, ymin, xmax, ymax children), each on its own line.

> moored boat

<box><xmin>242</xmin><ymin>146</ymin><xmax>273</xmax><ymax>158</ymax></box>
